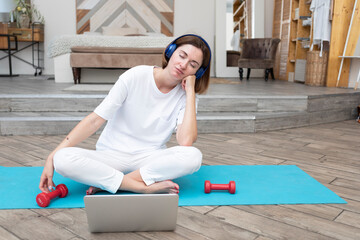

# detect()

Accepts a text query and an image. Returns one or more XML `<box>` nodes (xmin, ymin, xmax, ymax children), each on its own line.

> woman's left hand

<box><xmin>181</xmin><ymin>75</ymin><xmax>196</xmax><ymax>93</ymax></box>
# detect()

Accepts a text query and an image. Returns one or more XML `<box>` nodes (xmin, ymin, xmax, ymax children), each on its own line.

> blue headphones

<box><xmin>165</xmin><ymin>34</ymin><xmax>211</xmax><ymax>79</ymax></box>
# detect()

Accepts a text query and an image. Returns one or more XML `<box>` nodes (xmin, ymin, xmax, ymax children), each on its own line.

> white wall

<box><xmin>1</xmin><ymin>0</ymin><xmax>281</xmax><ymax>81</ymax></box>
<box><xmin>0</xmin><ymin>0</ymin><xmax>75</xmax><ymax>75</ymax></box>
<box><xmin>251</xmin><ymin>0</ymin><xmax>274</xmax><ymax>38</ymax></box>
<box><xmin>1</xmin><ymin>0</ymin><xmax>216</xmax><ymax>77</ymax></box>
<box><xmin>264</xmin><ymin>0</ymin><xmax>274</xmax><ymax>38</ymax></box>
<box><xmin>34</xmin><ymin>0</ymin><xmax>76</xmax><ymax>75</ymax></box>
<box><xmin>174</xmin><ymin>0</ymin><xmax>215</xmax><ymax>77</ymax></box>
<box><xmin>252</xmin><ymin>0</ymin><xmax>265</xmax><ymax>38</ymax></box>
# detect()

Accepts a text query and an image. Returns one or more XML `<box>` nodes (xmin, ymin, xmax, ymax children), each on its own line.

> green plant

<box><xmin>12</xmin><ymin>0</ymin><xmax>45</xmax><ymax>27</ymax></box>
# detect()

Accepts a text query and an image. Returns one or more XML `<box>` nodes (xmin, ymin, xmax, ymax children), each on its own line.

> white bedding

<box><xmin>48</xmin><ymin>35</ymin><xmax>174</xmax><ymax>58</ymax></box>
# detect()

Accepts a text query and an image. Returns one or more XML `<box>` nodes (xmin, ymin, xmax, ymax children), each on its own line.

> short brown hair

<box><xmin>162</xmin><ymin>35</ymin><xmax>211</xmax><ymax>94</ymax></box>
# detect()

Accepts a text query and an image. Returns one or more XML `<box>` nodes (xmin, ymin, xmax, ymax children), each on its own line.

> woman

<box><xmin>39</xmin><ymin>34</ymin><xmax>211</xmax><ymax>195</ymax></box>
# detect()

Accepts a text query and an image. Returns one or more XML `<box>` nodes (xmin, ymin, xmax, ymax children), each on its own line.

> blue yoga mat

<box><xmin>0</xmin><ymin>165</ymin><xmax>346</xmax><ymax>209</ymax></box>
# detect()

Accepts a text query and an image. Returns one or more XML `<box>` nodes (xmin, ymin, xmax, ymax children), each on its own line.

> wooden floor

<box><xmin>0</xmin><ymin>120</ymin><xmax>360</xmax><ymax>240</ymax></box>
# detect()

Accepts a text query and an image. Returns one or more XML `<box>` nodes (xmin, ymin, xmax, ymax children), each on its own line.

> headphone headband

<box><xmin>165</xmin><ymin>34</ymin><xmax>211</xmax><ymax>79</ymax></box>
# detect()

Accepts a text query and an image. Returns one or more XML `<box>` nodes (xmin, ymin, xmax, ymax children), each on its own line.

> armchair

<box><xmin>238</xmin><ymin>38</ymin><xmax>280</xmax><ymax>81</ymax></box>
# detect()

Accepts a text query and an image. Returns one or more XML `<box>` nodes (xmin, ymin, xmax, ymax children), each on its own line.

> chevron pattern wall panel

<box><xmin>76</xmin><ymin>0</ymin><xmax>174</xmax><ymax>36</ymax></box>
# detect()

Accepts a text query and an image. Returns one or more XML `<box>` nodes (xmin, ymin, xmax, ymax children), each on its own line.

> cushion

<box><xmin>238</xmin><ymin>59</ymin><xmax>274</xmax><ymax>69</ymax></box>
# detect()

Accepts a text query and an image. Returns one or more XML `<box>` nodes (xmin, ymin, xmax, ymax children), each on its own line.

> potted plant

<box><xmin>12</xmin><ymin>0</ymin><xmax>44</xmax><ymax>28</ymax></box>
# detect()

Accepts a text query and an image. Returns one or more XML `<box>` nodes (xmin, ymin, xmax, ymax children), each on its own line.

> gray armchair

<box><xmin>238</xmin><ymin>38</ymin><xmax>280</xmax><ymax>81</ymax></box>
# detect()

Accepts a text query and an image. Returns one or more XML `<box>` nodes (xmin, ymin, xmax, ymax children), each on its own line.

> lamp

<box><xmin>0</xmin><ymin>0</ymin><xmax>16</xmax><ymax>23</ymax></box>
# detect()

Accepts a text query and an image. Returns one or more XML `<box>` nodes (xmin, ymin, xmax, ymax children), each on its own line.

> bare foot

<box><xmin>145</xmin><ymin>180</ymin><xmax>179</xmax><ymax>194</ymax></box>
<box><xmin>120</xmin><ymin>170</ymin><xmax>180</xmax><ymax>194</ymax></box>
<box><xmin>86</xmin><ymin>186</ymin><xmax>105</xmax><ymax>195</ymax></box>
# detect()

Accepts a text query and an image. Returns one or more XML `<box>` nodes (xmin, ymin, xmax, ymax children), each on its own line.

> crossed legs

<box><xmin>53</xmin><ymin>146</ymin><xmax>202</xmax><ymax>194</ymax></box>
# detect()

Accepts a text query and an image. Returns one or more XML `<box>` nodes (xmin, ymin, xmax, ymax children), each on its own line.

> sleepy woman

<box><xmin>39</xmin><ymin>34</ymin><xmax>211</xmax><ymax>195</ymax></box>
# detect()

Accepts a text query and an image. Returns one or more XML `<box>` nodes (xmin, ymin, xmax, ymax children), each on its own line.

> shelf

<box><xmin>8</xmin><ymin>27</ymin><xmax>44</xmax><ymax>42</ymax></box>
<box><xmin>233</xmin><ymin>1</ymin><xmax>245</xmax><ymax>21</ymax></box>
<box><xmin>273</xmin><ymin>0</ymin><xmax>312</xmax><ymax>81</ymax></box>
<box><xmin>233</xmin><ymin>0</ymin><xmax>248</xmax><ymax>37</ymax></box>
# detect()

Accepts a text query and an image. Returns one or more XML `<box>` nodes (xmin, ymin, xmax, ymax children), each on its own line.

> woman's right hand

<box><xmin>38</xmin><ymin>112</ymin><xmax>106</xmax><ymax>193</ymax></box>
<box><xmin>39</xmin><ymin>154</ymin><xmax>56</xmax><ymax>193</ymax></box>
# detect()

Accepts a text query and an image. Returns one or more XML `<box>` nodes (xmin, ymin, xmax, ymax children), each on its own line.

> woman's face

<box><xmin>168</xmin><ymin>44</ymin><xmax>203</xmax><ymax>80</ymax></box>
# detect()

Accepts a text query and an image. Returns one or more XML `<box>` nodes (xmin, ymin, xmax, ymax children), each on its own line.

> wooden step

<box><xmin>0</xmin><ymin>109</ymin><xmax>356</xmax><ymax>135</ymax></box>
<box><xmin>0</xmin><ymin>92</ymin><xmax>358</xmax><ymax>135</ymax></box>
<box><xmin>0</xmin><ymin>94</ymin><xmax>308</xmax><ymax>113</ymax></box>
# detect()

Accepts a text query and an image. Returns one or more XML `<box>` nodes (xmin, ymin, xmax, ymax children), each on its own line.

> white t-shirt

<box><xmin>94</xmin><ymin>65</ymin><xmax>193</xmax><ymax>154</ymax></box>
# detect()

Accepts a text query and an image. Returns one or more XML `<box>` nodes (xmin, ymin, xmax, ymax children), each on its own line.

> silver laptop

<box><xmin>84</xmin><ymin>194</ymin><xmax>179</xmax><ymax>232</ymax></box>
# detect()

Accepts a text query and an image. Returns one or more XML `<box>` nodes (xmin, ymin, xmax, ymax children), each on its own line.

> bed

<box><xmin>49</xmin><ymin>34</ymin><xmax>174</xmax><ymax>83</ymax></box>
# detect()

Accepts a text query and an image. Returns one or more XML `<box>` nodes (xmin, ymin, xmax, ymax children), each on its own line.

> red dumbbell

<box><xmin>36</xmin><ymin>184</ymin><xmax>68</xmax><ymax>207</ymax></box>
<box><xmin>204</xmin><ymin>180</ymin><xmax>236</xmax><ymax>194</ymax></box>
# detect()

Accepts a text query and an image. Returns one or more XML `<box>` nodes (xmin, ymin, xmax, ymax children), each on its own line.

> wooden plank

<box><xmin>0</xmin><ymin>145</ymin><xmax>42</xmax><ymax>165</ymax></box>
<box><xmin>47</xmin><ymin>209</ymin><xmax>147</xmax><ymax>240</ymax></box>
<box><xmin>182</xmin><ymin>206</ymin><xmax>217</xmax><ymax>215</ymax></box>
<box><xmin>76</xmin><ymin>9</ymin><xmax>90</xmax><ymax>34</ymax></box>
<box><xmin>331</xmin><ymin>177</ymin><xmax>360</xmax><ymax>190</ymax></box>
<box><xmin>233</xmin><ymin>205</ymin><xmax>360</xmax><ymax>240</ymax></box>
<box><xmin>0</xmin><ymin>210</ymin><xmax>76</xmax><ymax>240</ymax></box>
<box><xmin>0</xmin><ymin>155</ymin><xmax>23</xmax><ymax>167</ymax></box>
<box><xmin>327</xmin><ymin>0</ymin><xmax>357</xmax><ymax>87</ymax></box>
<box><xmin>0</xmin><ymin>23</ymin><xmax>8</xmax><ymax>49</ymax></box>
<box><xmin>160</xmin><ymin>12</ymin><xmax>173</xmax><ymax>36</ymax></box>
<box><xmin>273</xmin><ymin>0</ymin><xmax>282</xmax><ymax>79</ymax></box>
<box><xmin>325</xmin><ymin>183</ymin><xmax>360</xmax><ymax>202</ymax></box>
<box><xmin>247</xmin><ymin>0</ymin><xmax>252</xmax><ymax>37</ymax></box>
<box><xmin>335</xmin><ymin>210</ymin><xmax>360</xmax><ymax>228</ymax></box>
<box><xmin>330</xmin><ymin>197</ymin><xmax>360</xmax><ymax>214</ymax></box>
<box><xmin>280</xmin><ymin>22</ymin><xmax>291</xmax><ymax>79</ymax></box>
<box><xmin>0</xmin><ymin>226</ymin><xmax>20</xmax><ymax>240</ymax></box>
<box><xmin>214</xmin><ymin>152</ymin><xmax>286</xmax><ymax>165</ymax></box>
<box><xmin>209</xmin><ymin>206</ymin><xmax>333</xmax><ymax>239</ymax></box>
<box><xmin>283</xmin><ymin>204</ymin><xmax>342</xmax><ymax>221</ymax></box>
<box><xmin>139</xmin><ymin>225</ymin><xmax>209</xmax><ymax>240</ymax></box>
<box><xmin>344</xmin><ymin>0</ymin><xmax>360</xmax><ymax>57</ymax></box>
<box><xmin>340</xmin><ymin>0</ymin><xmax>360</xmax><ymax>86</ymax></box>
<box><xmin>1</xmin><ymin>120</ymin><xmax>360</xmax><ymax>239</ymax></box>
<box><xmin>177</xmin><ymin>207</ymin><xmax>258</xmax><ymax>240</ymax></box>
<box><xmin>272</xmin><ymin>0</ymin><xmax>282</xmax><ymax>39</ymax></box>
<box><xmin>281</xmin><ymin>160</ymin><xmax>359</xmax><ymax>184</ymax></box>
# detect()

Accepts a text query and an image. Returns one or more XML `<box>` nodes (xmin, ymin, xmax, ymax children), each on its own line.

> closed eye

<box><xmin>179</xmin><ymin>50</ymin><xmax>200</xmax><ymax>68</ymax></box>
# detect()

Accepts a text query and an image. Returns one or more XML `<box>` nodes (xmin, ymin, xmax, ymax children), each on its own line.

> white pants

<box><xmin>53</xmin><ymin>146</ymin><xmax>202</xmax><ymax>193</ymax></box>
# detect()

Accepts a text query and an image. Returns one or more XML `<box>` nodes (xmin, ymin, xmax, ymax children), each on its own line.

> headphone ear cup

<box><xmin>165</xmin><ymin>43</ymin><xmax>177</xmax><ymax>59</ymax></box>
<box><xmin>195</xmin><ymin>67</ymin><xmax>205</xmax><ymax>79</ymax></box>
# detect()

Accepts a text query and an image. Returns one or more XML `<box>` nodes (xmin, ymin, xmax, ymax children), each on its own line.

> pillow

<box><xmin>102</xmin><ymin>27</ymin><xmax>141</xmax><ymax>36</ymax></box>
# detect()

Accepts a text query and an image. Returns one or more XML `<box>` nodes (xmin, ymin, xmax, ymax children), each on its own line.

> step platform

<box><xmin>0</xmin><ymin>92</ymin><xmax>359</xmax><ymax>135</ymax></box>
